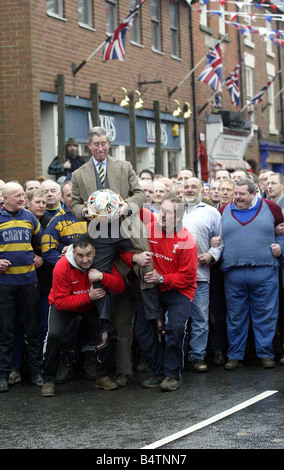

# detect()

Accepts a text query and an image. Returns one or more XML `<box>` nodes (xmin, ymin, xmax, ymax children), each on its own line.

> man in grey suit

<box><xmin>71</xmin><ymin>127</ymin><xmax>164</xmax><ymax>350</ymax></box>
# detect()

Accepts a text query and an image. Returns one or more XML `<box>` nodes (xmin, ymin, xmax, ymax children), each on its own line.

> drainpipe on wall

<box><xmin>188</xmin><ymin>7</ymin><xmax>198</xmax><ymax>176</ymax></box>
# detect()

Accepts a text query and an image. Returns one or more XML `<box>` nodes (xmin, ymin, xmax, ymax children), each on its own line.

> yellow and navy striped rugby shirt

<box><xmin>41</xmin><ymin>206</ymin><xmax>87</xmax><ymax>266</ymax></box>
<box><xmin>0</xmin><ymin>207</ymin><xmax>43</xmax><ymax>285</ymax></box>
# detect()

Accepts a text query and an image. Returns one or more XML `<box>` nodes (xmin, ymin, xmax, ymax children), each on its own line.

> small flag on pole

<box><xmin>198</xmin><ymin>42</ymin><xmax>223</xmax><ymax>91</ymax></box>
<box><xmin>225</xmin><ymin>61</ymin><xmax>241</xmax><ymax>107</ymax></box>
<box><xmin>102</xmin><ymin>0</ymin><xmax>145</xmax><ymax>62</ymax></box>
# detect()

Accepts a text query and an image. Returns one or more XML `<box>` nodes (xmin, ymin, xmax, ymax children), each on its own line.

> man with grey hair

<box><xmin>41</xmin><ymin>179</ymin><xmax>63</xmax><ymax>218</ymax></box>
<box><xmin>220</xmin><ymin>177</ymin><xmax>284</xmax><ymax>370</ymax></box>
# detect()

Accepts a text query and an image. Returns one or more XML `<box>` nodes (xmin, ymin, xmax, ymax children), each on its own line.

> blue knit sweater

<box><xmin>220</xmin><ymin>198</ymin><xmax>284</xmax><ymax>270</ymax></box>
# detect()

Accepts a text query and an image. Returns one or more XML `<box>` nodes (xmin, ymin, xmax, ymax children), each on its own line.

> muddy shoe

<box><xmin>41</xmin><ymin>382</ymin><xmax>55</xmax><ymax>397</ymax></box>
<box><xmin>8</xmin><ymin>369</ymin><xmax>21</xmax><ymax>385</ymax></box>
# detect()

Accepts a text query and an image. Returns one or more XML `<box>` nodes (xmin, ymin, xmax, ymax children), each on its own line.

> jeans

<box><xmin>224</xmin><ymin>266</ymin><xmax>279</xmax><ymax>360</ymax></box>
<box><xmin>188</xmin><ymin>281</ymin><xmax>210</xmax><ymax>360</ymax></box>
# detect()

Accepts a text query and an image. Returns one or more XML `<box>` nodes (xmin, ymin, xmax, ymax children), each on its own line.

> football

<box><xmin>87</xmin><ymin>188</ymin><xmax>120</xmax><ymax>222</ymax></box>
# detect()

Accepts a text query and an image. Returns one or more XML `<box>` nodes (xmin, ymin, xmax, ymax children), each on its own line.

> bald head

<box><xmin>140</xmin><ymin>179</ymin><xmax>155</xmax><ymax>203</ymax></box>
<box><xmin>2</xmin><ymin>182</ymin><xmax>23</xmax><ymax>197</ymax></box>
<box><xmin>2</xmin><ymin>182</ymin><xmax>25</xmax><ymax>212</ymax></box>
<box><xmin>177</xmin><ymin>169</ymin><xmax>194</xmax><ymax>183</ymax></box>
<box><xmin>184</xmin><ymin>177</ymin><xmax>203</xmax><ymax>204</ymax></box>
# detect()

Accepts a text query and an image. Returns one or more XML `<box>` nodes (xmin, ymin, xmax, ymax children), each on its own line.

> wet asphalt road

<box><xmin>0</xmin><ymin>359</ymin><xmax>283</xmax><ymax>452</ymax></box>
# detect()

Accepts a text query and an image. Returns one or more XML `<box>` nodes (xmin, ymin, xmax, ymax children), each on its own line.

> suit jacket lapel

<box><xmin>84</xmin><ymin>159</ymin><xmax>97</xmax><ymax>197</ymax></box>
<box><xmin>106</xmin><ymin>156</ymin><xmax>119</xmax><ymax>193</ymax></box>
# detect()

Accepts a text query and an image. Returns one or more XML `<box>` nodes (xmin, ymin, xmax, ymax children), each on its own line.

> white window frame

<box><xmin>47</xmin><ymin>0</ymin><xmax>64</xmax><ymax>19</ymax></box>
<box><xmin>219</xmin><ymin>4</ymin><xmax>226</xmax><ymax>37</ymax></box>
<box><xmin>266</xmin><ymin>20</ymin><xmax>275</xmax><ymax>58</ymax></box>
<box><xmin>130</xmin><ymin>0</ymin><xmax>142</xmax><ymax>45</ymax></box>
<box><xmin>151</xmin><ymin>0</ymin><xmax>162</xmax><ymax>53</ymax></box>
<box><xmin>78</xmin><ymin>0</ymin><xmax>93</xmax><ymax>30</ymax></box>
<box><xmin>106</xmin><ymin>0</ymin><xmax>118</xmax><ymax>34</ymax></box>
<box><xmin>243</xmin><ymin>4</ymin><xmax>255</xmax><ymax>49</ymax></box>
<box><xmin>200</xmin><ymin>0</ymin><xmax>207</xmax><ymax>28</ymax></box>
<box><xmin>245</xmin><ymin>66</ymin><xmax>254</xmax><ymax>123</ymax></box>
<box><xmin>169</xmin><ymin>1</ymin><xmax>180</xmax><ymax>59</ymax></box>
<box><xmin>266</xmin><ymin>63</ymin><xmax>278</xmax><ymax>134</ymax></box>
<box><xmin>268</xmin><ymin>76</ymin><xmax>278</xmax><ymax>133</ymax></box>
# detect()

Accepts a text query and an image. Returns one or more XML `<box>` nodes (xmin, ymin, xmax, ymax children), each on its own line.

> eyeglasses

<box><xmin>92</xmin><ymin>141</ymin><xmax>108</xmax><ymax>148</ymax></box>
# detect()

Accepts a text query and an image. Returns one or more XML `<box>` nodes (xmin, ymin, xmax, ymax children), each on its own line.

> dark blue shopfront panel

<box><xmin>65</xmin><ymin>107</ymin><xmax>90</xmax><ymax>142</ymax></box>
<box><xmin>41</xmin><ymin>92</ymin><xmax>181</xmax><ymax>149</ymax></box>
<box><xmin>65</xmin><ymin>107</ymin><xmax>181</xmax><ymax>150</ymax></box>
<box><xmin>260</xmin><ymin>142</ymin><xmax>284</xmax><ymax>174</ymax></box>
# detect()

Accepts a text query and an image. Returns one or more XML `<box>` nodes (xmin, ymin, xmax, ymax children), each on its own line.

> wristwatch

<box><xmin>158</xmin><ymin>275</ymin><xmax>164</xmax><ymax>284</ymax></box>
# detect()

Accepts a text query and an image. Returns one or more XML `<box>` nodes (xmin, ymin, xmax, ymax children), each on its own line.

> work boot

<box><xmin>224</xmin><ymin>359</ymin><xmax>242</xmax><ymax>370</ymax></box>
<box><xmin>261</xmin><ymin>357</ymin><xmax>275</xmax><ymax>369</ymax></box>
<box><xmin>95</xmin><ymin>376</ymin><xmax>119</xmax><ymax>390</ymax></box>
<box><xmin>160</xmin><ymin>377</ymin><xmax>180</xmax><ymax>392</ymax></box>
<box><xmin>83</xmin><ymin>351</ymin><xmax>97</xmax><ymax>380</ymax></box>
<box><xmin>41</xmin><ymin>382</ymin><xmax>55</xmax><ymax>397</ymax></box>
<box><xmin>56</xmin><ymin>351</ymin><xmax>74</xmax><ymax>384</ymax></box>
<box><xmin>189</xmin><ymin>359</ymin><xmax>208</xmax><ymax>372</ymax></box>
<box><xmin>115</xmin><ymin>373</ymin><xmax>132</xmax><ymax>387</ymax></box>
<box><xmin>142</xmin><ymin>374</ymin><xmax>165</xmax><ymax>389</ymax></box>
<box><xmin>8</xmin><ymin>369</ymin><xmax>21</xmax><ymax>385</ymax></box>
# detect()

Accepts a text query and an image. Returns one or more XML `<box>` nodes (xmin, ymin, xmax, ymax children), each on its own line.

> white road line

<box><xmin>141</xmin><ymin>390</ymin><xmax>278</xmax><ymax>449</ymax></box>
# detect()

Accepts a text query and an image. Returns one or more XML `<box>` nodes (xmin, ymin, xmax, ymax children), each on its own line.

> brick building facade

<box><xmin>1</xmin><ymin>0</ymin><xmax>283</xmax><ymax>185</ymax></box>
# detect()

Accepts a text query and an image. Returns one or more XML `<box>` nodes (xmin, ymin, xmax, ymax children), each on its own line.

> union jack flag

<box><xmin>225</xmin><ymin>62</ymin><xmax>241</xmax><ymax>107</ymax></box>
<box><xmin>198</xmin><ymin>42</ymin><xmax>223</xmax><ymax>91</ymax></box>
<box><xmin>102</xmin><ymin>0</ymin><xmax>145</xmax><ymax>62</ymax></box>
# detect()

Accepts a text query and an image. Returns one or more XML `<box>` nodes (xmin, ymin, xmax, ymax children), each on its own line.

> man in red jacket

<box><xmin>121</xmin><ymin>196</ymin><xmax>198</xmax><ymax>392</ymax></box>
<box><xmin>41</xmin><ymin>233</ymin><xmax>125</xmax><ymax>397</ymax></box>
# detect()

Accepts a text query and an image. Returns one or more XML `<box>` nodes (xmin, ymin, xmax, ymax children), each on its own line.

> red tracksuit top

<box><xmin>121</xmin><ymin>220</ymin><xmax>198</xmax><ymax>301</ymax></box>
<box><xmin>49</xmin><ymin>255</ymin><xmax>125</xmax><ymax>312</ymax></box>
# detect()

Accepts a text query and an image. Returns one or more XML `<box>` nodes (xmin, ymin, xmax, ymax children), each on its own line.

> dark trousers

<box><xmin>111</xmin><ymin>273</ymin><xmax>141</xmax><ymax>376</ymax></box>
<box><xmin>135</xmin><ymin>290</ymin><xmax>192</xmax><ymax>380</ymax></box>
<box><xmin>92</xmin><ymin>233</ymin><xmax>135</xmax><ymax>323</ymax></box>
<box><xmin>0</xmin><ymin>283</ymin><xmax>42</xmax><ymax>378</ymax></box>
<box><xmin>208</xmin><ymin>264</ymin><xmax>227</xmax><ymax>357</ymax></box>
<box><xmin>91</xmin><ymin>224</ymin><xmax>163</xmax><ymax>322</ymax></box>
<box><xmin>42</xmin><ymin>304</ymin><xmax>113</xmax><ymax>383</ymax></box>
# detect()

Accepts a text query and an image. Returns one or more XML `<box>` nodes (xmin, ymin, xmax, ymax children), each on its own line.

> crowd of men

<box><xmin>0</xmin><ymin>127</ymin><xmax>283</xmax><ymax>397</ymax></box>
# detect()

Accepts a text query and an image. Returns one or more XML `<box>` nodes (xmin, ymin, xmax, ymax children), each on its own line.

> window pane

<box><xmin>169</xmin><ymin>4</ymin><xmax>177</xmax><ymax>29</ymax></box>
<box><xmin>106</xmin><ymin>0</ymin><xmax>117</xmax><ymax>34</ymax></box>
<box><xmin>47</xmin><ymin>0</ymin><xmax>63</xmax><ymax>16</ymax></box>
<box><xmin>151</xmin><ymin>0</ymin><xmax>159</xmax><ymax>19</ymax></box>
<box><xmin>78</xmin><ymin>0</ymin><xmax>92</xmax><ymax>27</ymax></box>
<box><xmin>130</xmin><ymin>0</ymin><xmax>141</xmax><ymax>44</ymax></box>
<box><xmin>151</xmin><ymin>0</ymin><xmax>161</xmax><ymax>51</ymax></box>
<box><xmin>170</xmin><ymin>3</ymin><xmax>179</xmax><ymax>57</ymax></box>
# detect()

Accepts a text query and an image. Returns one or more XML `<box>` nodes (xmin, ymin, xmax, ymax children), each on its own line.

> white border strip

<box><xmin>141</xmin><ymin>390</ymin><xmax>278</xmax><ymax>449</ymax></box>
